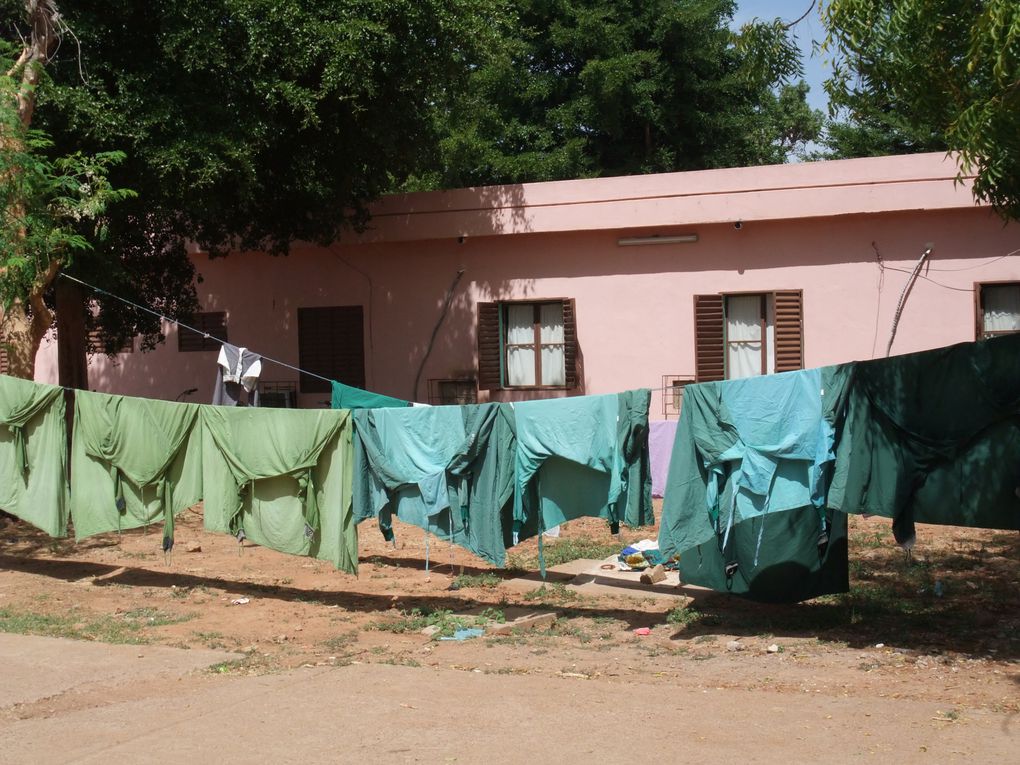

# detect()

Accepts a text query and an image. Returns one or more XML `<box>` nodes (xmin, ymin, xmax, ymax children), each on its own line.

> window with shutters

<box><xmin>477</xmin><ymin>299</ymin><xmax>579</xmax><ymax>390</ymax></box>
<box><xmin>976</xmin><ymin>282</ymin><xmax>1020</xmax><ymax>339</ymax></box>
<box><xmin>88</xmin><ymin>328</ymin><xmax>133</xmax><ymax>355</ymax></box>
<box><xmin>0</xmin><ymin>346</ymin><xmax>8</xmax><ymax>375</ymax></box>
<box><xmin>693</xmin><ymin>290</ymin><xmax>803</xmax><ymax>382</ymax></box>
<box><xmin>178</xmin><ymin>312</ymin><xmax>227</xmax><ymax>352</ymax></box>
<box><xmin>297</xmin><ymin>306</ymin><xmax>365</xmax><ymax>394</ymax></box>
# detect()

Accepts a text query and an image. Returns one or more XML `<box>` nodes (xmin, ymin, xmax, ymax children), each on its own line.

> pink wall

<box><xmin>32</xmin><ymin>155</ymin><xmax>1020</xmax><ymax>418</ymax></box>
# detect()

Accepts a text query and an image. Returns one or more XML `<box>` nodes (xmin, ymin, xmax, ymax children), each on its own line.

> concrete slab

<box><xmin>0</xmin><ymin>662</ymin><xmax>1014</xmax><ymax>764</ymax></box>
<box><xmin>504</xmin><ymin>555</ymin><xmax>705</xmax><ymax>602</ymax></box>
<box><xmin>0</xmin><ymin>633</ymin><xmax>240</xmax><ymax>709</ymax></box>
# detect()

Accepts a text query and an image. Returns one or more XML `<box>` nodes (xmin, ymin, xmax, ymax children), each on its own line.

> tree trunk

<box><xmin>0</xmin><ymin>2</ymin><xmax>62</xmax><ymax>380</ymax></box>
<box><xmin>0</xmin><ymin>300</ymin><xmax>48</xmax><ymax>379</ymax></box>
<box><xmin>56</xmin><ymin>279</ymin><xmax>89</xmax><ymax>389</ymax></box>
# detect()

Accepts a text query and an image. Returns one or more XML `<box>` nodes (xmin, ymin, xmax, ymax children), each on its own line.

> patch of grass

<box><xmin>209</xmin><ymin>651</ymin><xmax>280</xmax><ymax>676</ymax></box>
<box><xmin>323</xmin><ymin>632</ymin><xmax>359</xmax><ymax>651</ymax></box>
<box><xmin>478</xmin><ymin>606</ymin><xmax>506</xmax><ymax>624</ymax></box>
<box><xmin>666</xmin><ymin>605</ymin><xmax>702</xmax><ymax>629</ymax></box>
<box><xmin>523</xmin><ymin>583</ymin><xmax>581</xmax><ymax>604</ymax></box>
<box><xmin>121</xmin><ymin>608</ymin><xmax>195</xmax><ymax>627</ymax></box>
<box><xmin>452</xmin><ymin>572</ymin><xmax>502</xmax><ymax>589</ymax></box>
<box><xmin>0</xmin><ymin>607</ymin><xmax>146</xmax><ymax>645</ymax></box>
<box><xmin>509</xmin><ymin>538</ymin><xmax>622</xmax><ymax>570</ymax></box>
<box><xmin>371</xmin><ymin>607</ymin><xmax>492</xmax><ymax>638</ymax></box>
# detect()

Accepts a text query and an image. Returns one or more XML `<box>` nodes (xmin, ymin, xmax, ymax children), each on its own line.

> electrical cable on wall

<box><xmin>886</xmin><ymin>243</ymin><xmax>934</xmax><ymax>357</ymax></box>
<box><xmin>412</xmin><ymin>268</ymin><xmax>466</xmax><ymax>401</ymax></box>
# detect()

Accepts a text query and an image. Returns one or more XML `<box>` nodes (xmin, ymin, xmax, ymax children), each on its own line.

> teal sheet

<box><xmin>353</xmin><ymin>404</ymin><xmax>515</xmax><ymax>566</ymax></box>
<box><xmin>331</xmin><ymin>380</ymin><xmax>410</xmax><ymax>410</ymax></box>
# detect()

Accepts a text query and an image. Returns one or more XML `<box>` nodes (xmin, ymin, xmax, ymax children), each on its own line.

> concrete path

<box><xmin>0</xmin><ymin>633</ymin><xmax>239</xmax><ymax>708</ymax></box>
<box><xmin>1</xmin><ymin>637</ymin><xmax>1015</xmax><ymax>764</ymax></box>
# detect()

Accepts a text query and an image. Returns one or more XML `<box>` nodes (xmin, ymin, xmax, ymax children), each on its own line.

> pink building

<box><xmin>33</xmin><ymin>152</ymin><xmax>1020</xmax><ymax>418</ymax></box>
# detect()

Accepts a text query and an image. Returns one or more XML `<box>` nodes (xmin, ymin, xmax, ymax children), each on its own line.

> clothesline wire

<box><xmin>62</xmin><ymin>272</ymin><xmax>705</xmax><ymax>397</ymax></box>
<box><xmin>58</xmin><ymin>272</ymin><xmax>333</xmax><ymax>385</ymax></box>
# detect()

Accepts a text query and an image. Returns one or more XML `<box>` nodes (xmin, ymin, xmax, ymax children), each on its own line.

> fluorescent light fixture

<box><xmin>617</xmin><ymin>234</ymin><xmax>698</xmax><ymax>246</ymax></box>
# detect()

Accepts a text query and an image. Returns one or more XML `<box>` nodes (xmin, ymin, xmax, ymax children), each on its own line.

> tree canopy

<box><xmin>411</xmin><ymin>0</ymin><xmax>819</xmax><ymax>188</ymax></box>
<box><xmin>2</xmin><ymin>0</ymin><xmax>509</xmax><ymax>370</ymax></box>
<box><xmin>822</xmin><ymin>0</ymin><xmax>1020</xmax><ymax>220</ymax></box>
<box><xmin>2</xmin><ymin>1</ymin><xmax>820</xmax><ymax>378</ymax></box>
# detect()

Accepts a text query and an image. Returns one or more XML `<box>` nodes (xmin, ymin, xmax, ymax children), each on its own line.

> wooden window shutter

<box><xmin>476</xmin><ymin>302</ymin><xmax>502</xmax><ymax>391</ymax></box>
<box><xmin>562</xmin><ymin>298</ymin><xmax>579</xmax><ymax>389</ymax></box>
<box><xmin>773</xmin><ymin>290</ymin><xmax>804</xmax><ymax>372</ymax></box>
<box><xmin>694</xmin><ymin>294</ymin><xmax>725</xmax><ymax>382</ymax></box>
<box><xmin>297</xmin><ymin>306</ymin><xmax>365</xmax><ymax>394</ymax></box>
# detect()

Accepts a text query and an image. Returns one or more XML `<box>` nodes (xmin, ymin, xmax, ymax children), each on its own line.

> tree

<box><xmin>408</xmin><ymin>0</ymin><xmax>816</xmax><ymax>188</ymax></box>
<box><xmin>822</xmin><ymin>0</ymin><xmax>1020</xmax><ymax>220</ymax></box>
<box><xmin>3</xmin><ymin>0</ymin><xmax>509</xmax><ymax>378</ymax></box>
<box><xmin>0</xmin><ymin>2</ymin><xmax>132</xmax><ymax>379</ymax></box>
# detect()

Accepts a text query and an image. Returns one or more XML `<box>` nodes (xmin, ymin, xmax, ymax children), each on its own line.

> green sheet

<box><xmin>331</xmin><ymin>380</ymin><xmax>409</xmax><ymax>410</ymax></box>
<box><xmin>202</xmin><ymin>406</ymin><xmax>356</xmax><ymax>573</ymax></box>
<box><xmin>510</xmin><ymin>390</ymin><xmax>654</xmax><ymax>551</ymax></box>
<box><xmin>829</xmin><ymin>334</ymin><xmax>1020</xmax><ymax>544</ymax></box>
<box><xmin>658</xmin><ymin>366</ymin><xmax>853</xmax><ymax>602</ymax></box>
<box><xmin>677</xmin><ymin>506</ymin><xmax>849</xmax><ymax>603</ymax></box>
<box><xmin>70</xmin><ymin>390</ymin><xmax>202</xmax><ymax>545</ymax></box>
<box><xmin>659</xmin><ymin>366</ymin><xmax>853</xmax><ymax>558</ymax></box>
<box><xmin>353</xmin><ymin>403</ymin><xmax>515</xmax><ymax>566</ymax></box>
<box><xmin>0</xmin><ymin>375</ymin><xmax>68</xmax><ymax>537</ymax></box>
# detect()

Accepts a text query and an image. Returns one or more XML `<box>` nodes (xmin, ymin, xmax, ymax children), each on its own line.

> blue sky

<box><xmin>733</xmin><ymin>1</ymin><xmax>832</xmax><ymax>112</ymax></box>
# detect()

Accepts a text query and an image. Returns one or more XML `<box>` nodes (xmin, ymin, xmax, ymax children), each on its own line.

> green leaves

<box><xmin>822</xmin><ymin>0</ymin><xmax>1020</xmax><ymax>221</ymax></box>
<box><xmin>0</xmin><ymin>81</ymin><xmax>132</xmax><ymax>309</ymax></box>
<box><xmin>419</xmin><ymin>0</ymin><xmax>816</xmax><ymax>187</ymax></box>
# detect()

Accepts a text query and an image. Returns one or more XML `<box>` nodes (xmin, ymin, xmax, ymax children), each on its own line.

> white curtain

<box><xmin>506</xmin><ymin>304</ymin><xmax>536</xmax><ymax>386</ymax></box>
<box><xmin>983</xmin><ymin>285</ymin><xmax>1020</xmax><ymax>334</ymax></box>
<box><xmin>539</xmin><ymin>302</ymin><xmax>566</xmax><ymax>385</ymax></box>
<box><xmin>726</xmin><ymin>295</ymin><xmax>764</xmax><ymax>379</ymax></box>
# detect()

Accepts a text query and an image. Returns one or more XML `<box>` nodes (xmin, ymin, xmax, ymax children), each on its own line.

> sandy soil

<box><xmin>1</xmin><ymin>505</ymin><xmax>1018</xmax><ymax>761</ymax></box>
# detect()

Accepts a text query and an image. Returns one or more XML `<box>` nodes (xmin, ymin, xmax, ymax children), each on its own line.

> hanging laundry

<box><xmin>677</xmin><ymin>507</ymin><xmax>849</xmax><ymax>602</ymax></box>
<box><xmin>829</xmin><ymin>333</ymin><xmax>1020</xmax><ymax>546</ymax></box>
<box><xmin>212</xmin><ymin>344</ymin><xmax>262</xmax><ymax>406</ymax></box>
<box><xmin>649</xmin><ymin>420</ymin><xmax>678</xmax><ymax>498</ymax></box>
<box><xmin>202</xmin><ymin>406</ymin><xmax>357</xmax><ymax>573</ymax></box>
<box><xmin>0</xmin><ymin>375</ymin><xmax>69</xmax><ymax>537</ymax></box>
<box><xmin>330</xmin><ymin>380</ymin><xmax>410</xmax><ymax>410</ymax></box>
<box><xmin>658</xmin><ymin>366</ymin><xmax>853</xmax><ymax>601</ymax></box>
<box><xmin>352</xmin><ymin>403</ymin><xmax>515</xmax><ymax>566</ymax></box>
<box><xmin>71</xmin><ymin>390</ymin><xmax>203</xmax><ymax>549</ymax></box>
<box><xmin>511</xmin><ymin>390</ymin><xmax>654</xmax><ymax>547</ymax></box>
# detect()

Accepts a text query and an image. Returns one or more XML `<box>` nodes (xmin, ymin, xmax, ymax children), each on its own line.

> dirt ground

<box><xmin>1</xmin><ymin>503</ymin><xmax>1018</xmax><ymax>760</ymax></box>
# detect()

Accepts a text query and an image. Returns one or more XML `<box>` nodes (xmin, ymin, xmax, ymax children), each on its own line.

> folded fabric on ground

<box><xmin>352</xmin><ymin>403</ymin><xmax>515</xmax><ymax>566</ymax></box>
<box><xmin>0</xmin><ymin>375</ymin><xmax>68</xmax><ymax>537</ymax></box>
<box><xmin>331</xmin><ymin>380</ymin><xmax>410</xmax><ymax>410</ymax></box>
<box><xmin>202</xmin><ymin>406</ymin><xmax>356</xmax><ymax>573</ymax></box>
<box><xmin>71</xmin><ymin>390</ymin><xmax>202</xmax><ymax>547</ymax></box>
<box><xmin>829</xmin><ymin>334</ymin><xmax>1020</xmax><ymax>546</ymax></box>
<box><xmin>658</xmin><ymin>366</ymin><xmax>853</xmax><ymax>601</ymax></box>
<box><xmin>511</xmin><ymin>390</ymin><xmax>654</xmax><ymax>546</ymax></box>
<box><xmin>649</xmin><ymin>420</ymin><xmax>678</xmax><ymax>498</ymax></box>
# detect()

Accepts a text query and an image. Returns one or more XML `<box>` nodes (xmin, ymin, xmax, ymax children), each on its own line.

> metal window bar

<box><xmin>259</xmin><ymin>380</ymin><xmax>298</xmax><ymax>408</ymax></box>
<box><xmin>661</xmin><ymin>375</ymin><xmax>695</xmax><ymax>418</ymax></box>
<box><xmin>428</xmin><ymin>378</ymin><xmax>478</xmax><ymax>406</ymax></box>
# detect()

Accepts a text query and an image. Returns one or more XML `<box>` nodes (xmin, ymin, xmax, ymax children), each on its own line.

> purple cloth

<box><xmin>649</xmin><ymin>420</ymin><xmax>679</xmax><ymax>498</ymax></box>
